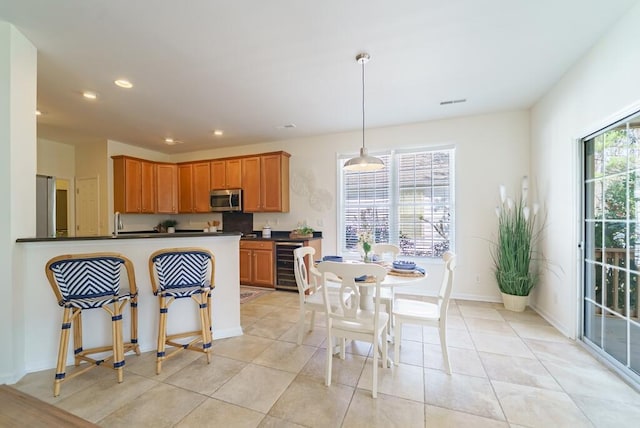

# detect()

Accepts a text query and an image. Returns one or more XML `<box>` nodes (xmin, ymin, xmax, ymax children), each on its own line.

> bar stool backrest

<box><xmin>47</xmin><ymin>255</ymin><xmax>125</xmax><ymax>305</ymax></box>
<box><xmin>150</xmin><ymin>249</ymin><xmax>212</xmax><ymax>293</ymax></box>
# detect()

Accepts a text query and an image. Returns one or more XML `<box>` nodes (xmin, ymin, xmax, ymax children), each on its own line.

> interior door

<box><xmin>76</xmin><ymin>176</ymin><xmax>100</xmax><ymax>236</ymax></box>
<box><xmin>55</xmin><ymin>185</ymin><xmax>68</xmax><ymax>237</ymax></box>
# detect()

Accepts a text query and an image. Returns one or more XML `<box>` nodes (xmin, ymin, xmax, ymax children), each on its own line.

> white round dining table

<box><xmin>358</xmin><ymin>266</ymin><xmax>427</xmax><ymax>311</ymax></box>
<box><xmin>322</xmin><ymin>260</ymin><xmax>427</xmax><ymax>311</ymax></box>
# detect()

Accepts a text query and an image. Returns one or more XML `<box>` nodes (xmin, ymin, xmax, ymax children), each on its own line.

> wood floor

<box><xmin>0</xmin><ymin>385</ymin><xmax>96</xmax><ymax>427</ymax></box>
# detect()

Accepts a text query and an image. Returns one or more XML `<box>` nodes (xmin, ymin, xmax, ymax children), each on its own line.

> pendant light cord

<box><xmin>361</xmin><ymin>58</ymin><xmax>366</xmax><ymax>150</ymax></box>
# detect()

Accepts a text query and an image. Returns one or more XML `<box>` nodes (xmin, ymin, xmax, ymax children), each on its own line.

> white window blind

<box><xmin>339</xmin><ymin>148</ymin><xmax>454</xmax><ymax>258</ymax></box>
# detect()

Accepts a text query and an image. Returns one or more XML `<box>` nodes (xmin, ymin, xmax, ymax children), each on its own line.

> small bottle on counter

<box><xmin>262</xmin><ymin>224</ymin><xmax>271</xmax><ymax>238</ymax></box>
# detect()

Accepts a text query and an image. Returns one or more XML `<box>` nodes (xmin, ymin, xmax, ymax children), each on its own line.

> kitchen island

<box><xmin>15</xmin><ymin>232</ymin><xmax>242</xmax><ymax>375</ymax></box>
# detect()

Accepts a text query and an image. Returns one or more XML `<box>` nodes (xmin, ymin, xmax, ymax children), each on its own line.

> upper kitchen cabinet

<box><xmin>241</xmin><ymin>156</ymin><xmax>261</xmax><ymax>212</ymax></box>
<box><xmin>242</xmin><ymin>151</ymin><xmax>290</xmax><ymax>212</ymax></box>
<box><xmin>156</xmin><ymin>163</ymin><xmax>178</xmax><ymax>213</ymax></box>
<box><xmin>178</xmin><ymin>161</ymin><xmax>211</xmax><ymax>213</ymax></box>
<box><xmin>113</xmin><ymin>156</ymin><xmax>156</xmax><ymax>213</ymax></box>
<box><xmin>210</xmin><ymin>158</ymin><xmax>242</xmax><ymax>190</ymax></box>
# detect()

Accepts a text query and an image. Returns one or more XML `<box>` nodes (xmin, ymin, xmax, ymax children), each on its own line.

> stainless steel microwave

<box><xmin>210</xmin><ymin>189</ymin><xmax>242</xmax><ymax>212</ymax></box>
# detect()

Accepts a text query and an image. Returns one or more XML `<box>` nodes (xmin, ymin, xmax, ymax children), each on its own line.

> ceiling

<box><xmin>0</xmin><ymin>0</ymin><xmax>637</xmax><ymax>153</ymax></box>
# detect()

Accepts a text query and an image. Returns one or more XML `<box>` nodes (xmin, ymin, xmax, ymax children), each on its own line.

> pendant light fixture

<box><xmin>344</xmin><ymin>52</ymin><xmax>385</xmax><ymax>172</ymax></box>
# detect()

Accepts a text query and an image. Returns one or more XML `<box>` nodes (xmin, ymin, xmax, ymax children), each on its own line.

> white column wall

<box><xmin>530</xmin><ymin>2</ymin><xmax>640</xmax><ymax>338</ymax></box>
<box><xmin>0</xmin><ymin>22</ymin><xmax>37</xmax><ymax>383</ymax></box>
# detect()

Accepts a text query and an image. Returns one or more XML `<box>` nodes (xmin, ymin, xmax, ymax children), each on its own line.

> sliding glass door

<box><xmin>583</xmin><ymin>113</ymin><xmax>640</xmax><ymax>382</ymax></box>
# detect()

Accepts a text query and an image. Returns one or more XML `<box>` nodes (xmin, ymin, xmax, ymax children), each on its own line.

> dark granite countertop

<box><xmin>16</xmin><ymin>231</ymin><xmax>242</xmax><ymax>243</ymax></box>
<box><xmin>240</xmin><ymin>231</ymin><xmax>323</xmax><ymax>242</ymax></box>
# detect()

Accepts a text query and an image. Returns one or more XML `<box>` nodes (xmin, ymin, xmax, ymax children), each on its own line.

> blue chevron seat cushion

<box><xmin>49</xmin><ymin>257</ymin><xmax>128</xmax><ymax>308</ymax></box>
<box><xmin>152</xmin><ymin>251</ymin><xmax>212</xmax><ymax>296</ymax></box>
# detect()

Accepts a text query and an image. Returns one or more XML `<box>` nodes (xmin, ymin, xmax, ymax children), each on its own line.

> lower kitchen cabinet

<box><xmin>239</xmin><ymin>240</ymin><xmax>274</xmax><ymax>287</ymax></box>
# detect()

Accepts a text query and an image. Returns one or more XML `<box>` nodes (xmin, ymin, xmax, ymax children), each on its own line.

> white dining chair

<box><xmin>293</xmin><ymin>246</ymin><xmax>348</xmax><ymax>345</ymax></box>
<box><xmin>393</xmin><ymin>251</ymin><xmax>456</xmax><ymax>372</ymax></box>
<box><xmin>317</xmin><ymin>261</ymin><xmax>389</xmax><ymax>398</ymax></box>
<box><xmin>372</xmin><ymin>243</ymin><xmax>400</xmax><ymax>262</ymax></box>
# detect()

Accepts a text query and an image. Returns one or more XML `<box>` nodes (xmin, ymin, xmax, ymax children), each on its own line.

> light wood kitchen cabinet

<box><xmin>261</xmin><ymin>152</ymin><xmax>289</xmax><ymax>212</ymax></box>
<box><xmin>177</xmin><ymin>164</ymin><xmax>193</xmax><ymax>213</ymax></box>
<box><xmin>210</xmin><ymin>158</ymin><xmax>242</xmax><ymax>190</ymax></box>
<box><xmin>242</xmin><ymin>152</ymin><xmax>290</xmax><ymax>212</ymax></box>
<box><xmin>113</xmin><ymin>151</ymin><xmax>289</xmax><ymax>214</ymax></box>
<box><xmin>193</xmin><ymin>162</ymin><xmax>211</xmax><ymax>212</ymax></box>
<box><xmin>177</xmin><ymin>162</ymin><xmax>211</xmax><ymax>213</ymax></box>
<box><xmin>140</xmin><ymin>161</ymin><xmax>156</xmax><ymax>213</ymax></box>
<box><xmin>156</xmin><ymin>163</ymin><xmax>177</xmax><ymax>213</ymax></box>
<box><xmin>241</xmin><ymin>156</ymin><xmax>261</xmax><ymax>212</ymax></box>
<box><xmin>113</xmin><ymin>156</ymin><xmax>156</xmax><ymax>213</ymax></box>
<box><xmin>239</xmin><ymin>240</ymin><xmax>274</xmax><ymax>287</ymax></box>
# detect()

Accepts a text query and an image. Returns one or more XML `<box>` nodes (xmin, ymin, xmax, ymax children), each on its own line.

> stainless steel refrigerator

<box><xmin>36</xmin><ymin>174</ymin><xmax>56</xmax><ymax>238</ymax></box>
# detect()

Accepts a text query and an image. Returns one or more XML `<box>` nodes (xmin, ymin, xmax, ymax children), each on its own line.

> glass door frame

<box><xmin>580</xmin><ymin>111</ymin><xmax>640</xmax><ymax>387</ymax></box>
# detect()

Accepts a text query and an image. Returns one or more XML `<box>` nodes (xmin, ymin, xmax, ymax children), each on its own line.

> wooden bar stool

<box><xmin>148</xmin><ymin>247</ymin><xmax>215</xmax><ymax>374</ymax></box>
<box><xmin>45</xmin><ymin>252</ymin><xmax>140</xmax><ymax>397</ymax></box>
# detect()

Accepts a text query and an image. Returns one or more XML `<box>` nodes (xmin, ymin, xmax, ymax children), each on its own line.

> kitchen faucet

<box><xmin>113</xmin><ymin>211</ymin><xmax>123</xmax><ymax>237</ymax></box>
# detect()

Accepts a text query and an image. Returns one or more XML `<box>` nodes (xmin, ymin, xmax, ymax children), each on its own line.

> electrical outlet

<box><xmin>475</xmin><ymin>275</ymin><xmax>480</xmax><ymax>285</ymax></box>
<box><xmin>317</xmin><ymin>219</ymin><xmax>323</xmax><ymax>227</ymax></box>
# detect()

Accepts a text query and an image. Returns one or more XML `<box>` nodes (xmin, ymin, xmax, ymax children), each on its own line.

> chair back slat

<box><xmin>293</xmin><ymin>246</ymin><xmax>316</xmax><ymax>295</ymax></box>
<box><xmin>48</xmin><ymin>256</ymin><xmax>124</xmax><ymax>301</ymax></box>
<box><xmin>338</xmin><ymin>281</ymin><xmax>360</xmax><ymax>318</ymax></box>
<box><xmin>438</xmin><ymin>251</ymin><xmax>457</xmax><ymax>319</ymax></box>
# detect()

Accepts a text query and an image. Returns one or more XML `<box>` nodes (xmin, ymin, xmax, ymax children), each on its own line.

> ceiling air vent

<box><xmin>440</xmin><ymin>98</ymin><xmax>467</xmax><ymax>105</ymax></box>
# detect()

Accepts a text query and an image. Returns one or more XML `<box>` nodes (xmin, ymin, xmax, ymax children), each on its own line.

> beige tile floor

<box><xmin>13</xmin><ymin>291</ymin><xmax>640</xmax><ymax>427</ymax></box>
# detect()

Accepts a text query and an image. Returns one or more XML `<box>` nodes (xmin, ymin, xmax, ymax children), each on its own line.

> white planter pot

<box><xmin>501</xmin><ymin>292</ymin><xmax>528</xmax><ymax>312</ymax></box>
<box><xmin>167</xmin><ymin>227</ymin><xmax>175</xmax><ymax>233</ymax></box>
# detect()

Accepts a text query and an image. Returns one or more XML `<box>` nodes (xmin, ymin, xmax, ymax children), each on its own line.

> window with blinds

<box><xmin>338</xmin><ymin>147</ymin><xmax>454</xmax><ymax>258</ymax></box>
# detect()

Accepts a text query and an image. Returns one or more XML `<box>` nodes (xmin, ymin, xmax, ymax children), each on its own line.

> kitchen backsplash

<box><xmin>222</xmin><ymin>212</ymin><xmax>253</xmax><ymax>235</ymax></box>
<box><xmin>118</xmin><ymin>211</ymin><xmax>313</xmax><ymax>234</ymax></box>
<box><xmin>119</xmin><ymin>213</ymin><xmax>223</xmax><ymax>232</ymax></box>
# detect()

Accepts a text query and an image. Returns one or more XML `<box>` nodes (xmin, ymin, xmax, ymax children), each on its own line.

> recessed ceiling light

<box><xmin>83</xmin><ymin>91</ymin><xmax>97</xmax><ymax>100</ymax></box>
<box><xmin>213</xmin><ymin>129</ymin><xmax>224</xmax><ymax>136</ymax></box>
<box><xmin>164</xmin><ymin>138</ymin><xmax>184</xmax><ymax>145</ymax></box>
<box><xmin>114</xmin><ymin>79</ymin><xmax>133</xmax><ymax>89</ymax></box>
<box><xmin>35</xmin><ymin>110</ymin><xmax>42</xmax><ymax>116</ymax></box>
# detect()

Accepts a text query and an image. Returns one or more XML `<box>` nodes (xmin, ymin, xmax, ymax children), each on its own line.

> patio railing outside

<box><xmin>594</xmin><ymin>248</ymin><xmax>639</xmax><ymax>319</ymax></box>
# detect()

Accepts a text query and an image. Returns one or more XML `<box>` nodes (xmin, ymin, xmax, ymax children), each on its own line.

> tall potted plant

<box><xmin>492</xmin><ymin>176</ymin><xmax>540</xmax><ymax>311</ymax></box>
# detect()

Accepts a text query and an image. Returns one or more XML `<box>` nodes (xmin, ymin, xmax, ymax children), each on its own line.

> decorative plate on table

<box><xmin>392</xmin><ymin>260</ymin><xmax>416</xmax><ymax>271</ymax></box>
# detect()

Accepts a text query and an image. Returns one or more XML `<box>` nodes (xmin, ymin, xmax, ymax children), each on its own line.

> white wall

<box><xmin>37</xmin><ymin>138</ymin><xmax>75</xmax><ymax>177</ymax></box>
<box><xmin>37</xmin><ymin>138</ymin><xmax>76</xmax><ymax>236</ymax></box>
<box><xmin>149</xmin><ymin>109</ymin><xmax>530</xmax><ymax>301</ymax></box>
<box><xmin>530</xmin><ymin>2</ymin><xmax>640</xmax><ymax>338</ymax></box>
<box><xmin>0</xmin><ymin>22</ymin><xmax>37</xmax><ymax>383</ymax></box>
